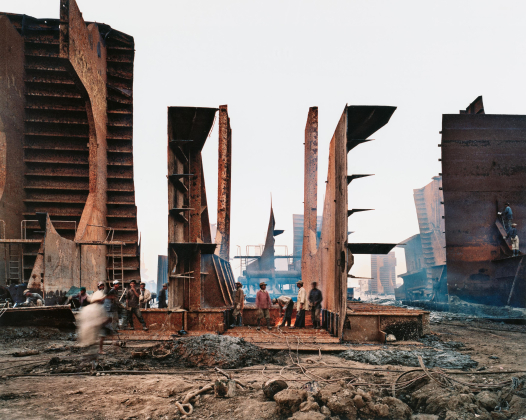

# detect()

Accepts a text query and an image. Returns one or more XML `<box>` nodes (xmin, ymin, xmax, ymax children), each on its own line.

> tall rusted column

<box><xmin>302</xmin><ymin>107</ymin><xmax>319</xmax><ymax>293</ymax></box>
<box><xmin>217</xmin><ymin>105</ymin><xmax>232</xmax><ymax>261</ymax></box>
<box><xmin>189</xmin><ymin>151</ymin><xmax>203</xmax><ymax>310</ymax></box>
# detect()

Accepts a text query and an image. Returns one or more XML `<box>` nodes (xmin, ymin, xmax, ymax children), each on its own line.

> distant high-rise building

<box><xmin>292</xmin><ymin>214</ymin><xmax>322</xmax><ymax>270</ymax></box>
<box><xmin>370</xmin><ymin>252</ymin><xmax>397</xmax><ymax>294</ymax></box>
<box><xmin>157</xmin><ymin>255</ymin><xmax>168</xmax><ymax>293</ymax></box>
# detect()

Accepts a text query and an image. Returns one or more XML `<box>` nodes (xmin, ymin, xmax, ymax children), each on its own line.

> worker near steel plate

<box><xmin>499</xmin><ymin>202</ymin><xmax>513</xmax><ymax>233</ymax></box>
<box><xmin>255</xmin><ymin>281</ymin><xmax>272</xmax><ymax>331</ymax></box>
<box><xmin>230</xmin><ymin>281</ymin><xmax>245</xmax><ymax>328</ymax></box>
<box><xmin>308</xmin><ymin>281</ymin><xmax>323</xmax><ymax>329</ymax></box>
<box><xmin>106</xmin><ymin>281</ymin><xmax>126</xmax><ymax>331</ymax></box>
<box><xmin>69</xmin><ymin>286</ymin><xmax>90</xmax><ymax>308</ymax></box>
<box><xmin>272</xmin><ymin>295</ymin><xmax>294</xmax><ymax>327</ymax></box>
<box><xmin>18</xmin><ymin>289</ymin><xmax>44</xmax><ymax>307</ymax></box>
<box><xmin>158</xmin><ymin>283</ymin><xmax>168</xmax><ymax>309</ymax></box>
<box><xmin>291</xmin><ymin>281</ymin><xmax>308</xmax><ymax>329</ymax></box>
<box><xmin>507</xmin><ymin>223</ymin><xmax>520</xmax><ymax>256</ymax></box>
<box><xmin>139</xmin><ymin>282</ymin><xmax>152</xmax><ymax>309</ymax></box>
<box><xmin>126</xmin><ymin>280</ymin><xmax>148</xmax><ymax>331</ymax></box>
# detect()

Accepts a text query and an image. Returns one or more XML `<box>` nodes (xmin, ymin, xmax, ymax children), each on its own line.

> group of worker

<box><xmin>230</xmin><ymin>280</ymin><xmax>324</xmax><ymax>330</ymax></box>
<box><xmin>499</xmin><ymin>202</ymin><xmax>520</xmax><ymax>256</ymax></box>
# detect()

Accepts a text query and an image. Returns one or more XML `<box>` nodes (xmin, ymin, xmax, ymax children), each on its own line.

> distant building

<box><xmin>292</xmin><ymin>214</ymin><xmax>322</xmax><ymax>270</ymax></box>
<box><xmin>157</xmin><ymin>255</ymin><xmax>168</xmax><ymax>293</ymax></box>
<box><xmin>370</xmin><ymin>252</ymin><xmax>396</xmax><ymax>295</ymax></box>
<box><xmin>397</xmin><ymin>176</ymin><xmax>446</xmax><ymax>300</ymax></box>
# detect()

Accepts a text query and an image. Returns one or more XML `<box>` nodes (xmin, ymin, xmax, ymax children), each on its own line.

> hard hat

<box><xmin>113</xmin><ymin>280</ymin><xmax>120</xmax><ymax>285</ymax></box>
<box><xmin>23</xmin><ymin>289</ymin><xmax>30</xmax><ymax>294</ymax></box>
<box><xmin>512</xmin><ymin>223</ymin><xmax>518</xmax><ymax>227</ymax></box>
<box><xmin>259</xmin><ymin>282</ymin><xmax>267</xmax><ymax>286</ymax></box>
<box><xmin>297</xmin><ymin>281</ymin><xmax>304</xmax><ymax>286</ymax></box>
<box><xmin>97</xmin><ymin>281</ymin><xmax>104</xmax><ymax>287</ymax></box>
<box><xmin>235</xmin><ymin>281</ymin><xmax>242</xmax><ymax>286</ymax></box>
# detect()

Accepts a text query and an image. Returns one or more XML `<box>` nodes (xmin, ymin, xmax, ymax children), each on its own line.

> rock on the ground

<box><xmin>233</xmin><ymin>400</ymin><xmax>278</xmax><ymax>420</ymax></box>
<box><xmin>381</xmin><ymin>396</ymin><xmax>412</xmax><ymax>419</ymax></box>
<box><xmin>510</xmin><ymin>395</ymin><xmax>526</xmax><ymax>418</ymax></box>
<box><xmin>320</xmin><ymin>405</ymin><xmax>331</xmax><ymax>416</ymax></box>
<box><xmin>411</xmin><ymin>415</ymin><xmax>439</xmax><ymax>420</ymax></box>
<box><xmin>172</xmin><ymin>334</ymin><xmax>272</xmax><ymax>368</ymax></box>
<box><xmin>322</xmin><ymin>389</ymin><xmax>357</xmax><ymax>419</ymax></box>
<box><xmin>476</xmin><ymin>391</ymin><xmax>498</xmax><ymax>411</ymax></box>
<box><xmin>274</xmin><ymin>388</ymin><xmax>307</xmax><ymax>416</ymax></box>
<box><xmin>299</xmin><ymin>399</ymin><xmax>320</xmax><ymax>412</ymax></box>
<box><xmin>262</xmin><ymin>379</ymin><xmax>288</xmax><ymax>400</ymax></box>
<box><xmin>290</xmin><ymin>411</ymin><xmax>326</xmax><ymax>420</ymax></box>
<box><xmin>339</xmin><ymin>348</ymin><xmax>477</xmax><ymax>370</ymax></box>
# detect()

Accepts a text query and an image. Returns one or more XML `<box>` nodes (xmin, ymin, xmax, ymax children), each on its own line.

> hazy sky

<box><xmin>4</xmin><ymin>1</ymin><xmax>526</xmax><ymax>286</ymax></box>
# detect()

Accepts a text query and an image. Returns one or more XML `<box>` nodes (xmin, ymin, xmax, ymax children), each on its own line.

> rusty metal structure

<box><xmin>167</xmin><ymin>106</ymin><xmax>236</xmax><ymax>331</ymax></box>
<box><xmin>441</xmin><ymin>96</ymin><xmax>526</xmax><ymax>308</ymax></box>
<box><xmin>0</xmin><ymin>1</ymin><xmax>140</xmax><ymax>300</ymax></box>
<box><xmin>397</xmin><ymin>176</ymin><xmax>446</xmax><ymax>301</ymax></box>
<box><xmin>302</xmin><ymin>107</ymin><xmax>319</xmax><ymax>296</ymax></box>
<box><xmin>316</xmin><ymin>105</ymin><xmax>398</xmax><ymax>338</ymax></box>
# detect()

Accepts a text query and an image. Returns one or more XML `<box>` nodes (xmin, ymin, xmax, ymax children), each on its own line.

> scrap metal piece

<box><xmin>347</xmin><ymin>243</ymin><xmax>398</xmax><ymax>254</ymax></box>
<box><xmin>302</xmin><ymin>107</ymin><xmax>319</xmax><ymax>294</ymax></box>
<box><xmin>216</xmin><ymin>105</ymin><xmax>232</xmax><ymax>261</ymax></box>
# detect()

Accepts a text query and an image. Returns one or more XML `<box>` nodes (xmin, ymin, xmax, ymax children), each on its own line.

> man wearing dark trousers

<box><xmin>126</xmin><ymin>280</ymin><xmax>148</xmax><ymax>331</ymax></box>
<box><xmin>158</xmin><ymin>283</ymin><xmax>168</xmax><ymax>309</ymax></box>
<box><xmin>308</xmin><ymin>281</ymin><xmax>323</xmax><ymax>329</ymax></box>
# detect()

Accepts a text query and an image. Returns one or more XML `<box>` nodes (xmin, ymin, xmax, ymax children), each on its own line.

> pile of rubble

<box><xmin>172</xmin><ymin>334</ymin><xmax>273</xmax><ymax>368</ymax></box>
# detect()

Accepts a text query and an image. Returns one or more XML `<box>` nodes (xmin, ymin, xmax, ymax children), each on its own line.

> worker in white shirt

<box><xmin>291</xmin><ymin>281</ymin><xmax>308</xmax><ymax>329</ymax></box>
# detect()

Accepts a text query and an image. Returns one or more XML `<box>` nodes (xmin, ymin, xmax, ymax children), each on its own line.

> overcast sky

<box><xmin>5</xmin><ymin>0</ymin><xmax>526</xmax><ymax>286</ymax></box>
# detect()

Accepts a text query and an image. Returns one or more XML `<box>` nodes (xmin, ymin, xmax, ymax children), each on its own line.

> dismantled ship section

<box><xmin>397</xmin><ymin>176</ymin><xmax>447</xmax><ymax>302</ymax></box>
<box><xmin>166</xmin><ymin>106</ymin><xmax>236</xmax><ymax>331</ymax></box>
<box><xmin>441</xmin><ymin>97</ymin><xmax>526</xmax><ymax>308</ymax></box>
<box><xmin>0</xmin><ymin>1</ymin><xmax>140</xmax><ymax>302</ymax></box>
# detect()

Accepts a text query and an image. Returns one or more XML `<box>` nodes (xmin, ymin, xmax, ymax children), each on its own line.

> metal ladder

<box><xmin>106</xmin><ymin>228</ymin><xmax>124</xmax><ymax>284</ymax></box>
<box><xmin>6</xmin><ymin>245</ymin><xmax>21</xmax><ymax>285</ymax></box>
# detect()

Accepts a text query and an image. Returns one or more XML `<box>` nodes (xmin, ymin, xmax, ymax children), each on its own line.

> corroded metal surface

<box><xmin>318</xmin><ymin>105</ymin><xmax>396</xmax><ymax>338</ymax></box>
<box><xmin>216</xmin><ymin>105</ymin><xmax>232</xmax><ymax>261</ymax></box>
<box><xmin>0</xmin><ymin>305</ymin><xmax>75</xmax><ymax>328</ymax></box>
<box><xmin>441</xmin><ymin>97</ymin><xmax>526</xmax><ymax>307</ymax></box>
<box><xmin>0</xmin><ymin>6</ymin><xmax>140</xmax><ymax>290</ymax></box>
<box><xmin>302</xmin><ymin>107</ymin><xmax>318</xmax><ymax>296</ymax></box>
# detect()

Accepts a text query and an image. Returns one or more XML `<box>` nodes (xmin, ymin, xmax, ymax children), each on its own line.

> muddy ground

<box><xmin>0</xmin><ymin>316</ymin><xmax>525</xmax><ymax>420</ymax></box>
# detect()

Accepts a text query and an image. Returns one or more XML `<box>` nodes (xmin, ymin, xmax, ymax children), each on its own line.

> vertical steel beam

<box><xmin>217</xmin><ymin>105</ymin><xmax>232</xmax><ymax>261</ymax></box>
<box><xmin>302</xmin><ymin>107</ymin><xmax>319</xmax><ymax>294</ymax></box>
<box><xmin>189</xmin><ymin>151</ymin><xmax>202</xmax><ymax>310</ymax></box>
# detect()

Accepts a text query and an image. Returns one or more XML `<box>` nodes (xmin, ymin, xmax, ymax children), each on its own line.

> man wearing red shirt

<box><xmin>256</xmin><ymin>282</ymin><xmax>272</xmax><ymax>331</ymax></box>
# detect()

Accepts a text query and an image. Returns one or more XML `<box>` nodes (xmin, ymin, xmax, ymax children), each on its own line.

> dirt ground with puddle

<box><xmin>0</xmin><ymin>316</ymin><xmax>525</xmax><ymax>420</ymax></box>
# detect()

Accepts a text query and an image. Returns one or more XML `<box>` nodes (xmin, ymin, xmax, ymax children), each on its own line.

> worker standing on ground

<box><xmin>106</xmin><ymin>281</ymin><xmax>125</xmax><ymax>331</ymax></box>
<box><xmin>158</xmin><ymin>283</ymin><xmax>168</xmax><ymax>309</ymax></box>
<box><xmin>500</xmin><ymin>202</ymin><xmax>513</xmax><ymax>233</ymax></box>
<box><xmin>507</xmin><ymin>223</ymin><xmax>520</xmax><ymax>256</ymax></box>
<box><xmin>126</xmin><ymin>280</ymin><xmax>148</xmax><ymax>331</ymax></box>
<box><xmin>255</xmin><ymin>281</ymin><xmax>272</xmax><ymax>331</ymax></box>
<box><xmin>230</xmin><ymin>281</ymin><xmax>245</xmax><ymax>327</ymax></box>
<box><xmin>139</xmin><ymin>282</ymin><xmax>151</xmax><ymax>309</ymax></box>
<box><xmin>308</xmin><ymin>281</ymin><xmax>323</xmax><ymax>329</ymax></box>
<box><xmin>272</xmin><ymin>295</ymin><xmax>294</xmax><ymax>327</ymax></box>
<box><xmin>18</xmin><ymin>289</ymin><xmax>44</xmax><ymax>307</ymax></box>
<box><xmin>291</xmin><ymin>281</ymin><xmax>308</xmax><ymax>329</ymax></box>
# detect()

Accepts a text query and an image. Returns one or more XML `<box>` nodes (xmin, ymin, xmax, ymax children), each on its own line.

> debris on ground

<box><xmin>339</xmin><ymin>347</ymin><xmax>478</xmax><ymax>370</ymax></box>
<box><xmin>172</xmin><ymin>334</ymin><xmax>273</xmax><ymax>368</ymax></box>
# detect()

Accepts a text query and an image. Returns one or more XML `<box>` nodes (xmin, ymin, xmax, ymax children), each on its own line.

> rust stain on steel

<box><xmin>167</xmin><ymin>107</ymin><xmax>235</xmax><ymax>320</ymax></box>
<box><xmin>441</xmin><ymin>96</ymin><xmax>526</xmax><ymax>307</ymax></box>
<box><xmin>344</xmin><ymin>302</ymin><xmax>429</xmax><ymax>343</ymax></box>
<box><xmin>318</xmin><ymin>105</ymin><xmax>396</xmax><ymax>338</ymax></box>
<box><xmin>302</xmin><ymin>107</ymin><xmax>319</xmax><ymax>297</ymax></box>
<box><xmin>0</xmin><ymin>8</ymin><xmax>140</xmax><ymax>292</ymax></box>
<box><xmin>216</xmin><ymin>105</ymin><xmax>232</xmax><ymax>261</ymax></box>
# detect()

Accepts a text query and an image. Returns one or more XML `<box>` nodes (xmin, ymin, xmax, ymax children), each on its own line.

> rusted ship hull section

<box><xmin>442</xmin><ymin>97</ymin><xmax>526</xmax><ymax>308</ymax></box>
<box><xmin>0</xmin><ymin>2</ymin><xmax>140</xmax><ymax>300</ymax></box>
